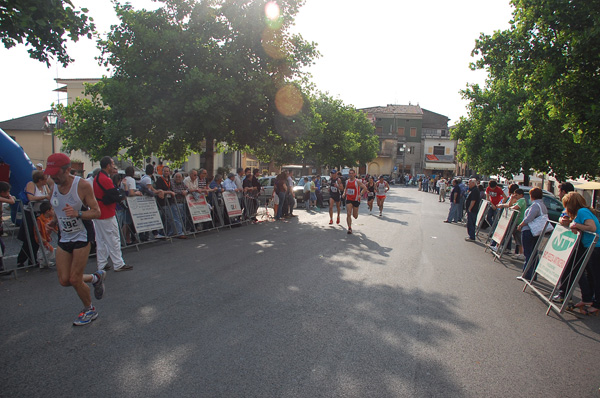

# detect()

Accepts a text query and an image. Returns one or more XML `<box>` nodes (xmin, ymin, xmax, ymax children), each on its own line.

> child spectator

<box><xmin>35</xmin><ymin>201</ymin><xmax>58</xmax><ymax>267</ymax></box>
<box><xmin>0</xmin><ymin>181</ymin><xmax>16</xmax><ymax>272</ymax></box>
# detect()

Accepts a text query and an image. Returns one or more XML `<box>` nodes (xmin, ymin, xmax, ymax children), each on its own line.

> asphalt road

<box><xmin>1</xmin><ymin>186</ymin><xmax>599</xmax><ymax>398</ymax></box>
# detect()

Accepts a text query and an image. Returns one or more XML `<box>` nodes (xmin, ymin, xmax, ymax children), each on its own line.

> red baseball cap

<box><xmin>44</xmin><ymin>153</ymin><xmax>71</xmax><ymax>176</ymax></box>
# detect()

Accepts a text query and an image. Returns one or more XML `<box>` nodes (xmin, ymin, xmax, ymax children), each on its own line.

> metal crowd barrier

<box><xmin>1</xmin><ymin>191</ymin><xmax>265</xmax><ymax>279</ymax></box>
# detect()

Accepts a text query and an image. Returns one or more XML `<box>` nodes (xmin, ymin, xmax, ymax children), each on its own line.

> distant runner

<box><xmin>342</xmin><ymin>169</ymin><xmax>367</xmax><ymax>234</ymax></box>
<box><xmin>366</xmin><ymin>177</ymin><xmax>375</xmax><ymax>214</ymax></box>
<box><xmin>328</xmin><ymin>169</ymin><xmax>344</xmax><ymax>225</ymax></box>
<box><xmin>375</xmin><ymin>175</ymin><xmax>390</xmax><ymax>216</ymax></box>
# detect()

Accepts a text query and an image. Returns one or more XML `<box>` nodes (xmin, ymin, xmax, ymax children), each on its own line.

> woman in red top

<box><xmin>342</xmin><ymin>169</ymin><xmax>367</xmax><ymax>234</ymax></box>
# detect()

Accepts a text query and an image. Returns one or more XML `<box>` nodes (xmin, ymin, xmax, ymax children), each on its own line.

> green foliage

<box><xmin>56</xmin><ymin>0</ymin><xmax>319</xmax><ymax>170</ymax></box>
<box><xmin>0</xmin><ymin>0</ymin><xmax>95</xmax><ymax>66</ymax></box>
<box><xmin>458</xmin><ymin>0</ymin><xmax>600</xmax><ymax>180</ymax></box>
<box><xmin>300</xmin><ymin>93</ymin><xmax>378</xmax><ymax>170</ymax></box>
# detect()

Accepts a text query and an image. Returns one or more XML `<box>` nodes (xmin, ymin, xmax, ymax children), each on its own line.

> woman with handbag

<box><xmin>516</xmin><ymin>187</ymin><xmax>548</xmax><ymax>280</ymax></box>
<box><xmin>16</xmin><ymin>170</ymin><xmax>51</xmax><ymax>267</ymax></box>
<box><xmin>562</xmin><ymin>192</ymin><xmax>600</xmax><ymax>316</ymax></box>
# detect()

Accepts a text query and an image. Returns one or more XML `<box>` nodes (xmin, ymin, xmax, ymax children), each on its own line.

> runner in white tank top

<box><xmin>375</xmin><ymin>175</ymin><xmax>390</xmax><ymax>216</ymax></box>
<box><xmin>44</xmin><ymin>153</ymin><xmax>103</xmax><ymax>326</ymax></box>
<box><xmin>52</xmin><ymin>176</ymin><xmax>89</xmax><ymax>243</ymax></box>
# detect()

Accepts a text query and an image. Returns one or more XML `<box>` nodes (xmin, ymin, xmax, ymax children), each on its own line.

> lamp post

<box><xmin>398</xmin><ymin>143</ymin><xmax>406</xmax><ymax>177</ymax></box>
<box><xmin>46</xmin><ymin>109</ymin><xmax>58</xmax><ymax>154</ymax></box>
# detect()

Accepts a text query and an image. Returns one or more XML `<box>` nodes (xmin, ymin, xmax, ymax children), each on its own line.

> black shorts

<box><xmin>58</xmin><ymin>241</ymin><xmax>90</xmax><ymax>253</ymax></box>
<box><xmin>367</xmin><ymin>194</ymin><xmax>375</xmax><ymax>201</ymax></box>
<box><xmin>347</xmin><ymin>200</ymin><xmax>360</xmax><ymax>208</ymax></box>
<box><xmin>330</xmin><ymin>194</ymin><xmax>341</xmax><ymax>202</ymax></box>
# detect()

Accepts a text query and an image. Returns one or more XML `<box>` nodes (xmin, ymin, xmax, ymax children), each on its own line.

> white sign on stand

<box><xmin>127</xmin><ymin>196</ymin><xmax>164</xmax><ymax>233</ymax></box>
<box><xmin>476</xmin><ymin>200</ymin><xmax>489</xmax><ymax>229</ymax></box>
<box><xmin>491</xmin><ymin>208</ymin><xmax>516</xmax><ymax>245</ymax></box>
<box><xmin>186</xmin><ymin>194</ymin><xmax>212</xmax><ymax>223</ymax></box>
<box><xmin>536</xmin><ymin>225</ymin><xmax>579</xmax><ymax>285</ymax></box>
<box><xmin>223</xmin><ymin>191</ymin><xmax>242</xmax><ymax>217</ymax></box>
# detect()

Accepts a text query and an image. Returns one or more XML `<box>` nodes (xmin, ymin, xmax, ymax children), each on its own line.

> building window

<box><xmin>410</xmin><ymin>127</ymin><xmax>417</xmax><ymax>137</ymax></box>
<box><xmin>433</xmin><ymin>146</ymin><xmax>445</xmax><ymax>156</ymax></box>
<box><xmin>376</xmin><ymin>126</ymin><xmax>382</xmax><ymax>134</ymax></box>
<box><xmin>398</xmin><ymin>127</ymin><xmax>405</xmax><ymax>136</ymax></box>
<box><xmin>408</xmin><ymin>146</ymin><xmax>415</xmax><ymax>154</ymax></box>
<box><xmin>441</xmin><ymin>129</ymin><xmax>446</xmax><ymax>136</ymax></box>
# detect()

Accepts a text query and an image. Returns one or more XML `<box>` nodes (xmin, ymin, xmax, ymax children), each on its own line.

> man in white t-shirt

<box><xmin>183</xmin><ymin>169</ymin><xmax>201</xmax><ymax>200</ymax></box>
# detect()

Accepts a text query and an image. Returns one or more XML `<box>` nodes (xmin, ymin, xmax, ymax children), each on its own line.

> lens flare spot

<box><xmin>275</xmin><ymin>85</ymin><xmax>303</xmax><ymax>117</ymax></box>
<box><xmin>262</xmin><ymin>28</ymin><xmax>285</xmax><ymax>59</ymax></box>
<box><xmin>265</xmin><ymin>2</ymin><xmax>280</xmax><ymax>21</ymax></box>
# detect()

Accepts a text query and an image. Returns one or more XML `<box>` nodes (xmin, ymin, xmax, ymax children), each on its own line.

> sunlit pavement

<box><xmin>1</xmin><ymin>186</ymin><xmax>598</xmax><ymax>397</ymax></box>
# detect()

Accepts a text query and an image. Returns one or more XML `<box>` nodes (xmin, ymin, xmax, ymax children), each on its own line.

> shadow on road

<box><xmin>0</xmin><ymin>215</ymin><xmax>479</xmax><ymax>397</ymax></box>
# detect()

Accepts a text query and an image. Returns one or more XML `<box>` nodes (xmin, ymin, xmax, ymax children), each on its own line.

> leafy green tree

<box><xmin>300</xmin><ymin>93</ymin><xmax>377</xmax><ymax>172</ymax></box>
<box><xmin>456</xmin><ymin>0</ymin><xmax>600</xmax><ymax>180</ymax></box>
<box><xmin>55</xmin><ymin>0</ymin><xmax>318</xmax><ymax>175</ymax></box>
<box><xmin>0</xmin><ymin>0</ymin><xmax>95</xmax><ymax>66</ymax></box>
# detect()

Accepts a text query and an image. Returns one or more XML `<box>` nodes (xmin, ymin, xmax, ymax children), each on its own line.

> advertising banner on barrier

<box><xmin>492</xmin><ymin>208</ymin><xmax>515</xmax><ymax>244</ymax></box>
<box><xmin>127</xmin><ymin>196</ymin><xmax>164</xmax><ymax>233</ymax></box>
<box><xmin>536</xmin><ymin>225</ymin><xmax>579</xmax><ymax>285</ymax></box>
<box><xmin>223</xmin><ymin>191</ymin><xmax>242</xmax><ymax>217</ymax></box>
<box><xmin>476</xmin><ymin>200</ymin><xmax>489</xmax><ymax>229</ymax></box>
<box><xmin>186</xmin><ymin>194</ymin><xmax>212</xmax><ymax>223</ymax></box>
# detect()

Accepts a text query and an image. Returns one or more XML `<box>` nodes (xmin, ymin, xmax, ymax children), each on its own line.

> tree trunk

<box><xmin>205</xmin><ymin>137</ymin><xmax>215</xmax><ymax>179</ymax></box>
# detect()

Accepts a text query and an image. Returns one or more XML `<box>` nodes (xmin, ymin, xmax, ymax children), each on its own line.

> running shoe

<box><xmin>115</xmin><ymin>264</ymin><xmax>133</xmax><ymax>272</ymax></box>
<box><xmin>336</xmin><ymin>217</ymin><xmax>340</xmax><ymax>224</ymax></box>
<box><xmin>329</xmin><ymin>220</ymin><xmax>333</xmax><ymax>225</ymax></box>
<box><xmin>73</xmin><ymin>307</ymin><xmax>98</xmax><ymax>326</ymax></box>
<box><xmin>551</xmin><ymin>291</ymin><xmax>564</xmax><ymax>303</ymax></box>
<box><xmin>347</xmin><ymin>228</ymin><xmax>352</xmax><ymax>235</ymax></box>
<box><xmin>92</xmin><ymin>270</ymin><xmax>106</xmax><ymax>300</ymax></box>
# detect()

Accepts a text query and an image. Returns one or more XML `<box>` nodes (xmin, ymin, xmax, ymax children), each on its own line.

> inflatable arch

<box><xmin>0</xmin><ymin>128</ymin><xmax>35</xmax><ymax>196</ymax></box>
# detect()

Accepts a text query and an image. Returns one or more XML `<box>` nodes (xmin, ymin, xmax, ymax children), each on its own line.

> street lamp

<box><xmin>46</xmin><ymin>109</ymin><xmax>59</xmax><ymax>154</ymax></box>
<box><xmin>398</xmin><ymin>143</ymin><xmax>406</xmax><ymax>177</ymax></box>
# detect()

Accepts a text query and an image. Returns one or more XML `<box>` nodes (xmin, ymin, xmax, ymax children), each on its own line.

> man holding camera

<box><xmin>93</xmin><ymin>156</ymin><xmax>132</xmax><ymax>272</ymax></box>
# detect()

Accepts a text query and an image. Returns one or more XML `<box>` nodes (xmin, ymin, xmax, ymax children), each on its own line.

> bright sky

<box><xmin>0</xmin><ymin>0</ymin><xmax>513</xmax><ymax>124</ymax></box>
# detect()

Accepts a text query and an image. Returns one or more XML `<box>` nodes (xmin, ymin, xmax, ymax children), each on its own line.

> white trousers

<box><xmin>93</xmin><ymin>216</ymin><xmax>125</xmax><ymax>270</ymax></box>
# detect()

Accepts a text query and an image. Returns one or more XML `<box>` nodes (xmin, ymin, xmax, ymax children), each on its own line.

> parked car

<box><xmin>502</xmin><ymin>185</ymin><xmax>563</xmax><ymax>222</ymax></box>
<box><xmin>293</xmin><ymin>176</ymin><xmax>330</xmax><ymax>204</ymax></box>
<box><xmin>258</xmin><ymin>176</ymin><xmax>277</xmax><ymax>205</ymax></box>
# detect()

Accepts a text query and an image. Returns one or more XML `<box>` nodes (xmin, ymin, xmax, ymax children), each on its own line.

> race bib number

<box><xmin>346</xmin><ymin>188</ymin><xmax>355</xmax><ymax>196</ymax></box>
<box><xmin>368</xmin><ymin>192</ymin><xmax>374</xmax><ymax>197</ymax></box>
<box><xmin>331</xmin><ymin>186</ymin><xmax>338</xmax><ymax>193</ymax></box>
<box><xmin>58</xmin><ymin>216</ymin><xmax>85</xmax><ymax>234</ymax></box>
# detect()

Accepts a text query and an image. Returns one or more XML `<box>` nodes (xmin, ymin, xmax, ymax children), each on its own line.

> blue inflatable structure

<box><xmin>0</xmin><ymin>127</ymin><xmax>35</xmax><ymax>196</ymax></box>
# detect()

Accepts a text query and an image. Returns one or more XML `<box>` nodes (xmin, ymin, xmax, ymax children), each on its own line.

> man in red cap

<box><xmin>45</xmin><ymin>153</ymin><xmax>103</xmax><ymax>326</ymax></box>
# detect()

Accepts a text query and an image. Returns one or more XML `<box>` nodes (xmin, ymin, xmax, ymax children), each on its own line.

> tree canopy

<box><xmin>0</xmin><ymin>0</ymin><xmax>95</xmax><ymax>66</ymax></box>
<box><xmin>55</xmin><ymin>0</ymin><xmax>319</xmax><ymax>174</ymax></box>
<box><xmin>299</xmin><ymin>93</ymin><xmax>377</xmax><ymax>171</ymax></box>
<box><xmin>454</xmin><ymin>0</ymin><xmax>600</xmax><ymax>181</ymax></box>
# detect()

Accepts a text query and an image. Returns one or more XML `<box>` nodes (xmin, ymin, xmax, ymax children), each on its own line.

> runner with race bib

<box><xmin>342</xmin><ymin>169</ymin><xmax>367</xmax><ymax>235</ymax></box>
<box><xmin>375</xmin><ymin>175</ymin><xmax>390</xmax><ymax>216</ymax></box>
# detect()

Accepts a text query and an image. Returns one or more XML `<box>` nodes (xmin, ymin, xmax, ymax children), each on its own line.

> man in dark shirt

<box><xmin>465</xmin><ymin>178</ymin><xmax>480</xmax><ymax>241</ymax></box>
<box><xmin>242</xmin><ymin>168</ymin><xmax>261</xmax><ymax>220</ymax></box>
<box><xmin>444</xmin><ymin>179</ymin><xmax>461</xmax><ymax>223</ymax></box>
<box><xmin>154</xmin><ymin>166</ymin><xmax>185</xmax><ymax>238</ymax></box>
